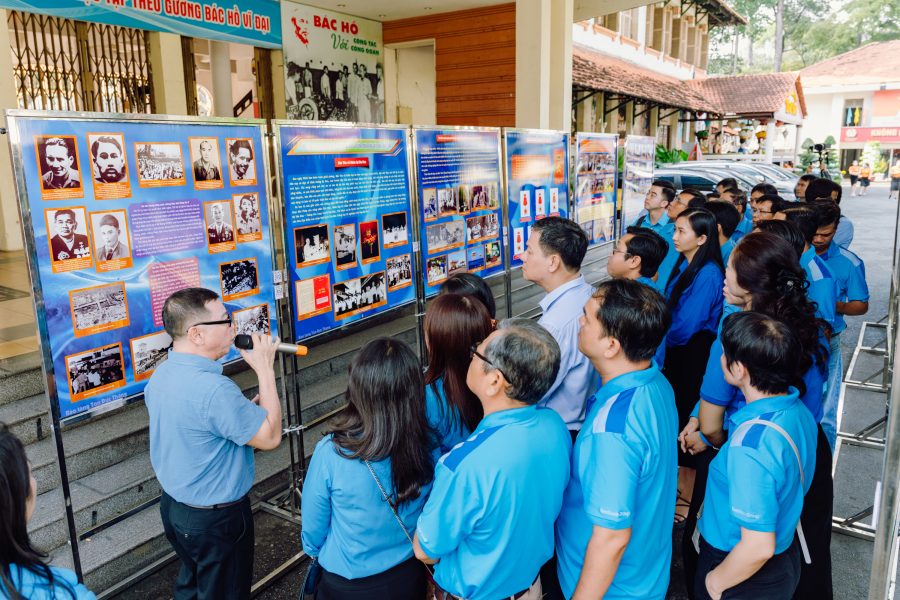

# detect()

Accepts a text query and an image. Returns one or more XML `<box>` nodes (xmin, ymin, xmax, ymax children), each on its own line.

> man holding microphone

<box><xmin>146</xmin><ymin>288</ymin><xmax>282</xmax><ymax>599</ymax></box>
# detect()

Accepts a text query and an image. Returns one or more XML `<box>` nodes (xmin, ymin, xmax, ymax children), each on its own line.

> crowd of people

<box><xmin>0</xmin><ymin>170</ymin><xmax>868</xmax><ymax>600</ymax></box>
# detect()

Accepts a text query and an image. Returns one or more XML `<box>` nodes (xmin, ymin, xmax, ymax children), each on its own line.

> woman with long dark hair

<box><xmin>301</xmin><ymin>338</ymin><xmax>436</xmax><ymax>600</ymax></box>
<box><xmin>663</xmin><ymin>208</ymin><xmax>725</xmax><ymax>524</ymax></box>
<box><xmin>424</xmin><ymin>293</ymin><xmax>494</xmax><ymax>453</ymax></box>
<box><xmin>0</xmin><ymin>423</ymin><xmax>95</xmax><ymax>599</ymax></box>
<box><xmin>679</xmin><ymin>231</ymin><xmax>832</xmax><ymax>600</ymax></box>
<box><xmin>439</xmin><ymin>272</ymin><xmax>497</xmax><ymax>320</ymax></box>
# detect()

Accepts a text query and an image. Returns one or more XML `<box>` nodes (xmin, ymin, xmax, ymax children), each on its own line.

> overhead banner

<box><xmin>413</xmin><ymin>127</ymin><xmax>504</xmax><ymax>296</ymax></box>
<box><xmin>276</xmin><ymin>123</ymin><xmax>415</xmax><ymax>342</ymax></box>
<box><xmin>574</xmin><ymin>133</ymin><xmax>618</xmax><ymax>246</ymax></box>
<box><xmin>7</xmin><ymin>111</ymin><xmax>278</xmax><ymax>422</ymax></box>
<box><xmin>281</xmin><ymin>2</ymin><xmax>384</xmax><ymax>123</ymax></box>
<box><xmin>0</xmin><ymin>0</ymin><xmax>281</xmax><ymax>48</ymax></box>
<box><xmin>620</xmin><ymin>135</ymin><xmax>655</xmax><ymax>236</ymax></box>
<box><xmin>503</xmin><ymin>129</ymin><xmax>570</xmax><ymax>268</ymax></box>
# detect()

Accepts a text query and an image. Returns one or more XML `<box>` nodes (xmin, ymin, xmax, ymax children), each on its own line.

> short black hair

<box><xmin>717</xmin><ymin>177</ymin><xmax>739</xmax><ymax>191</ymax></box>
<box><xmin>706</xmin><ymin>192</ymin><xmax>721</xmax><ymax>200</ymax></box>
<box><xmin>229</xmin><ymin>139</ymin><xmax>253</xmax><ymax>159</ymax></box>
<box><xmin>811</xmin><ymin>199</ymin><xmax>841</xmax><ymax>228</ymax></box>
<box><xmin>722</xmin><ymin>187</ymin><xmax>747</xmax><ymax>207</ymax></box>
<box><xmin>624</xmin><ymin>226</ymin><xmax>669</xmax><ymax>278</ymax></box>
<box><xmin>756</xmin><ymin>220</ymin><xmax>805</xmax><ymax>259</ymax></box>
<box><xmin>751</xmin><ymin>182</ymin><xmax>778</xmax><ymax>197</ymax></box>
<box><xmin>805</xmin><ymin>178</ymin><xmax>843</xmax><ymax>204</ymax></box>
<box><xmin>755</xmin><ymin>194</ymin><xmax>785</xmax><ymax>213</ymax></box>
<box><xmin>91</xmin><ymin>135</ymin><xmax>122</xmax><ymax>159</ymax></box>
<box><xmin>779</xmin><ymin>206</ymin><xmax>818</xmax><ymax>244</ymax></box>
<box><xmin>705</xmin><ymin>200</ymin><xmax>742</xmax><ymax>238</ymax></box>
<box><xmin>721</xmin><ymin>311</ymin><xmax>803</xmax><ymax>395</ymax></box>
<box><xmin>439</xmin><ymin>272</ymin><xmax>496</xmax><ymax>318</ymax></box>
<box><xmin>650</xmin><ymin>180</ymin><xmax>676</xmax><ymax>204</ymax></box>
<box><xmin>530</xmin><ymin>216</ymin><xmax>588</xmax><ymax>271</ymax></box>
<box><xmin>798</xmin><ymin>173</ymin><xmax>818</xmax><ymax>184</ymax></box>
<box><xmin>161</xmin><ymin>287</ymin><xmax>220</xmax><ymax>339</ymax></box>
<box><xmin>680</xmin><ymin>188</ymin><xmax>707</xmax><ymax>205</ymax></box>
<box><xmin>590</xmin><ymin>279</ymin><xmax>671</xmax><ymax>362</ymax></box>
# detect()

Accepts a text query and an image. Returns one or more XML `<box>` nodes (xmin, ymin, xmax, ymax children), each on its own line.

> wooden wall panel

<box><xmin>383</xmin><ymin>3</ymin><xmax>516</xmax><ymax>127</ymax></box>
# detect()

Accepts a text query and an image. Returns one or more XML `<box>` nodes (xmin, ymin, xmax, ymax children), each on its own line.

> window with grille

<box><xmin>8</xmin><ymin>10</ymin><xmax>154</xmax><ymax>114</ymax></box>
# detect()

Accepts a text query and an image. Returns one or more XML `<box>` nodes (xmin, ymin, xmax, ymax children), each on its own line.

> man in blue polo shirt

<box><xmin>414</xmin><ymin>318</ymin><xmax>571</xmax><ymax>600</ymax></box>
<box><xmin>146</xmin><ymin>288</ymin><xmax>282</xmax><ymax>600</ymax></box>
<box><xmin>633</xmin><ymin>180</ymin><xmax>678</xmax><ymax>290</ymax></box>
<box><xmin>696</xmin><ymin>312</ymin><xmax>817</xmax><ymax>600</ymax></box>
<box><xmin>812</xmin><ymin>200</ymin><xmax>869</xmax><ymax>451</ymax></box>
<box><xmin>704</xmin><ymin>200</ymin><xmax>741</xmax><ymax>265</ymax></box>
<box><xmin>556</xmin><ymin>278</ymin><xmax>677</xmax><ymax>599</ymax></box>
<box><xmin>606</xmin><ymin>225</ymin><xmax>669</xmax><ymax>291</ymax></box>
<box><xmin>720</xmin><ymin>187</ymin><xmax>752</xmax><ymax>242</ymax></box>
<box><xmin>522</xmin><ymin>216</ymin><xmax>598</xmax><ymax>438</ymax></box>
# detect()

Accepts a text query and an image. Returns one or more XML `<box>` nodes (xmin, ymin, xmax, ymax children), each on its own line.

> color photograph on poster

<box><xmin>575</xmin><ymin>132</ymin><xmax>618</xmax><ymax>245</ymax></box>
<box><xmin>620</xmin><ymin>135</ymin><xmax>656</xmax><ymax>237</ymax></box>
<box><xmin>281</xmin><ymin>2</ymin><xmax>384</xmax><ymax>123</ymax></box>
<box><xmin>9</xmin><ymin>113</ymin><xmax>278</xmax><ymax>421</ymax></box>
<box><xmin>413</xmin><ymin>128</ymin><xmax>504</xmax><ymax>296</ymax></box>
<box><xmin>278</xmin><ymin>123</ymin><xmax>416</xmax><ymax>341</ymax></box>
<box><xmin>504</xmin><ymin>129</ymin><xmax>570</xmax><ymax>267</ymax></box>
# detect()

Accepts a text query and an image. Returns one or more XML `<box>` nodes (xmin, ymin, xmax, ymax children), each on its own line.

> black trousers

<box><xmin>793</xmin><ymin>425</ymin><xmax>833</xmax><ymax>600</ymax></box>
<box><xmin>160</xmin><ymin>492</ymin><xmax>254</xmax><ymax>600</ymax></box>
<box><xmin>694</xmin><ymin>536</ymin><xmax>800</xmax><ymax>600</ymax></box>
<box><xmin>665</xmin><ymin>330</ymin><xmax>716</xmax><ymax>469</ymax></box>
<box><xmin>316</xmin><ymin>556</ymin><xmax>426</xmax><ymax>600</ymax></box>
<box><xmin>538</xmin><ymin>555</ymin><xmax>565</xmax><ymax>600</ymax></box>
<box><xmin>681</xmin><ymin>447</ymin><xmax>718</xmax><ymax>599</ymax></box>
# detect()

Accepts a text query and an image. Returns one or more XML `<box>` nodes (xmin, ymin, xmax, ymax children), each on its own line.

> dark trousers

<box><xmin>538</xmin><ymin>555</ymin><xmax>565</xmax><ymax>600</ymax></box>
<box><xmin>793</xmin><ymin>424</ymin><xmax>833</xmax><ymax>600</ymax></box>
<box><xmin>681</xmin><ymin>447</ymin><xmax>717</xmax><ymax>599</ymax></box>
<box><xmin>665</xmin><ymin>330</ymin><xmax>716</xmax><ymax>468</ymax></box>
<box><xmin>695</xmin><ymin>536</ymin><xmax>800</xmax><ymax>600</ymax></box>
<box><xmin>160</xmin><ymin>492</ymin><xmax>254</xmax><ymax>600</ymax></box>
<box><xmin>316</xmin><ymin>556</ymin><xmax>426</xmax><ymax>600</ymax></box>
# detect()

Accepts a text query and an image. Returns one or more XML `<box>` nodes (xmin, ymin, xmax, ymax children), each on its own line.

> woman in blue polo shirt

<box><xmin>0</xmin><ymin>424</ymin><xmax>96</xmax><ymax>599</ymax></box>
<box><xmin>681</xmin><ymin>231</ymin><xmax>832</xmax><ymax>600</ymax></box>
<box><xmin>424</xmin><ymin>293</ymin><xmax>494</xmax><ymax>454</ymax></box>
<box><xmin>301</xmin><ymin>338</ymin><xmax>436</xmax><ymax>600</ymax></box>
<box><xmin>695</xmin><ymin>312</ymin><xmax>817</xmax><ymax>600</ymax></box>
<box><xmin>663</xmin><ymin>208</ymin><xmax>724</xmax><ymax>523</ymax></box>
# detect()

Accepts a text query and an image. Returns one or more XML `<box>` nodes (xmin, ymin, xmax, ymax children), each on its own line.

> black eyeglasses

<box><xmin>469</xmin><ymin>344</ymin><xmax>510</xmax><ymax>381</ymax></box>
<box><xmin>188</xmin><ymin>317</ymin><xmax>233</xmax><ymax>331</ymax></box>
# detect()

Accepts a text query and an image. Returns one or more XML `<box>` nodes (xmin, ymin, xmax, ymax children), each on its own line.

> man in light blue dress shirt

<box><xmin>145</xmin><ymin>288</ymin><xmax>281</xmax><ymax>600</ymax></box>
<box><xmin>521</xmin><ymin>216</ymin><xmax>598</xmax><ymax>438</ymax></box>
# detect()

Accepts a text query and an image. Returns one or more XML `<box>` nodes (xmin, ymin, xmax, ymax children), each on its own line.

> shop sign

<box><xmin>841</xmin><ymin>127</ymin><xmax>900</xmax><ymax>143</ymax></box>
<box><xmin>0</xmin><ymin>0</ymin><xmax>281</xmax><ymax>48</ymax></box>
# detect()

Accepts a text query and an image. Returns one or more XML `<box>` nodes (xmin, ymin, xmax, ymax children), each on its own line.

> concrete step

<box><xmin>0</xmin><ymin>392</ymin><xmax>50</xmax><ymax>445</ymax></box>
<box><xmin>50</xmin><ymin>439</ymin><xmax>295</xmax><ymax>593</ymax></box>
<box><xmin>28</xmin><ymin>452</ymin><xmax>160</xmax><ymax>554</ymax></box>
<box><xmin>0</xmin><ymin>355</ymin><xmax>43</xmax><ymax>406</ymax></box>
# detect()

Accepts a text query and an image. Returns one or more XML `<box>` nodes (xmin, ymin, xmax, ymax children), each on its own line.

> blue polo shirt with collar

<box><xmin>834</xmin><ymin>215</ymin><xmax>854</xmax><ymax>249</ymax></box>
<box><xmin>538</xmin><ymin>274</ymin><xmax>600</xmax><ymax>430</ymax></box>
<box><xmin>721</xmin><ymin>237</ymin><xmax>736</xmax><ymax>265</ymax></box>
<box><xmin>144</xmin><ymin>351</ymin><xmax>266</xmax><ymax>506</ymax></box>
<box><xmin>821</xmin><ymin>242</ymin><xmax>868</xmax><ymax>335</ymax></box>
<box><xmin>665</xmin><ymin>260</ymin><xmax>725</xmax><ymax>347</ymax></box>
<box><xmin>425</xmin><ymin>376</ymin><xmax>471</xmax><ymax>455</ymax></box>
<box><xmin>800</xmin><ymin>245</ymin><xmax>838</xmax><ymax>331</ymax></box>
<box><xmin>4</xmin><ymin>564</ymin><xmax>95</xmax><ymax>599</ymax></box>
<box><xmin>699</xmin><ymin>389</ymin><xmax>817</xmax><ymax>554</ymax></box>
<box><xmin>556</xmin><ymin>363</ymin><xmax>678</xmax><ymax>600</ymax></box>
<box><xmin>301</xmin><ymin>434</ymin><xmax>436</xmax><ymax>579</ymax></box>
<box><xmin>731</xmin><ymin>208</ymin><xmax>753</xmax><ymax>242</ymax></box>
<box><xmin>417</xmin><ymin>406</ymin><xmax>571</xmax><ymax>600</ymax></box>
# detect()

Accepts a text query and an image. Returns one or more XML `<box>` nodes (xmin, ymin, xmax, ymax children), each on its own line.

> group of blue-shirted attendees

<box><xmin>0</xmin><ymin>173</ymin><xmax>866</xmax><ymax>600</ymax></box>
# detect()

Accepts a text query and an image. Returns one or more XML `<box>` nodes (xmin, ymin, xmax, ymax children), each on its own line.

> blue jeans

<box><xmin>821</xmin><ymin>332</ymin><xmax>842</xmax><ymax>452</ymax></box>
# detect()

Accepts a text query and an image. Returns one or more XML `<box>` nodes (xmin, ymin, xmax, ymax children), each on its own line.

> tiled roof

<box><xmin>572</xmin><ymin>44</ymin><xmax>721</xmax><ymax>113</ymax></box>
<box><xmin>801</xmin><ymin>40</ymin><xmax>900</xmax><ymax>87</ymax></box>
<box><xmin>573</xmin><ymin>44</ymin><xmax>804</xmax><ymax>118</ymax></box>
<box><xmin>688</xmin><ymin>72</ymin><xmax>806</xmax><ymax>117</ymax></box>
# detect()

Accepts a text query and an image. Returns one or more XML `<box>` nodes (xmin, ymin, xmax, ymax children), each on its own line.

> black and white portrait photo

<box><xmin>334</xmin><ymin>224</ymin><xmax>358</xmax><ymax>270</ymax></box>
<box><xmin>36</xmin><ymin>135</ymin><xmax>83</xmax><ymax>199</ymax></box>
<box><xmin>190</xmin><ymin>137</ymin><xmax>223</xmax><ymax>188</ymax></box>
<box><xmin>88</xmin><ymin>134</ymin><xmax>128</xmax><ymax>184</ymax></box>
<box><xmin>227</xmin><ymin>138</ymin><xmax>257</xmax><ymax>185</ymax></box>
<box><xmin>205</xmin><ymin>201</ymin><xmax>235</xmax><ymax>247</ymax></box>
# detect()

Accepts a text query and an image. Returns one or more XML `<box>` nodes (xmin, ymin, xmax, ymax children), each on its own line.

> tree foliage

<box><xmin>709</xmin><ymin>0</ymin><xmax>900</xmax><ymax>74</ymax></box>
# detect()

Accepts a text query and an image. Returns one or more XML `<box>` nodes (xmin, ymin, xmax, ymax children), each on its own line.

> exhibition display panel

<box><xmin>619</xmin><ymin>134</ymin><xmax>656</xmax><ymax>235</ymax></box>
<box><xmin>574</xmin><ymin>132</ymin><xmax>618</xmax><ymax>246</ymax></box>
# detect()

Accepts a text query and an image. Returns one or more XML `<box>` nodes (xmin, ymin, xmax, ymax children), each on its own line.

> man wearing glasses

<box><xmin>751</xmin><ymin>194</ymin><xmax>784</xmax><ymax>228</ymax></box>
<box><xmin>145</xmin><ymin>288</ymin><xmax>281</xmax><ymax>600</ymax></box>
<box><xmin>414</xmin><ymin>318</ymin><xmax>571</xmax><ymax>600</ymax></box>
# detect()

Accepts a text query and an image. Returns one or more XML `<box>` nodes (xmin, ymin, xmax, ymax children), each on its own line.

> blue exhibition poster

<box><xmin>503</xmin><ymin>129</ymin><xmax>570</xmax><ymax>268</ymax></box>
<box><xmin>8</xmin><ymin>111</ymin><xmax>278</xmax><ymax>421</ymax></box>
<box><xmin>574</xmin><ymin>133</ymin><xmax>618</xmax><ymax>245</ymax></box>
<box><xmin>413</xmin><ymin>128</ymin><xmax>504</xmax><ymax>296</ymax></box>
<box><xmin>277</xmin><ymin>123</ymin><xmax>416</xmax><ymax>342</ymax></box>
<box><xmin>620</xmin><ymin>135</ymin><xmax>656</xmax><ymax>236</ymax></box>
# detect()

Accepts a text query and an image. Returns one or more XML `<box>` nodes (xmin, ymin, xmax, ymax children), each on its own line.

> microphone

<box><xmin>234</xmin><ymin>334</ymin><xmax>308</xmax><ymax>356</ymax></box>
